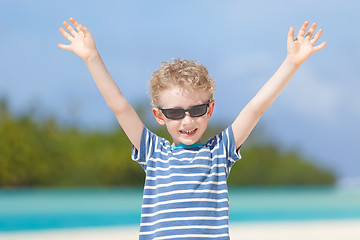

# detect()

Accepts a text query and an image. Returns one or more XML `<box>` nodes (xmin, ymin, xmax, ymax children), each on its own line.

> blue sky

<box><xmin>0</xmin><ymin>0</ymin><xmax>359</xmax><ymax>179</ymax></box>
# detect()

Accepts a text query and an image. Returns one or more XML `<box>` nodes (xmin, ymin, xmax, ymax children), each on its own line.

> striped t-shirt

<box><xmin>131</xmin><ymin>126</ymin><xmax>242</xmax><ymax>240</ymax></box>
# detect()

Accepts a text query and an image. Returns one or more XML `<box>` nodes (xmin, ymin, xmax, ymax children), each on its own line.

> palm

<box><xmin>287</xmin><ymin>21</ymin><xmax>327</xmax><ymax>66</ymax></box>
<box><xmin>58</xmin><ymin>18</ymin><xmax>97</xmax><ymax>60</ymax></box>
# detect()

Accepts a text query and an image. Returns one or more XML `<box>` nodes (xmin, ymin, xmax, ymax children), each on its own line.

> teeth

<box><xmin>181</xmin><ymin>129</ymin><xmax>196</xmax><ymax>134</ymax></box>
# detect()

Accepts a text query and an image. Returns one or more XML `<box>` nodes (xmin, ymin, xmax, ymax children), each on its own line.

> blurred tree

<box><xmin>0</xmin><ymin>99</ymin><xmax>335</xmax><ymax>187</ymax></box>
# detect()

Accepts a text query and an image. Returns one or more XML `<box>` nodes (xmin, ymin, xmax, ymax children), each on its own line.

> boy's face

<box><xmin>152</xmin><ymin>87</ymin><xmax>215</xmax><ymax>145</ymax></box>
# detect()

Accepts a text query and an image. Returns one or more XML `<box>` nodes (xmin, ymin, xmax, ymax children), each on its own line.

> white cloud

<box><xmin>281</xmin><ymin>67</ymin><xmax>341</xmax><ymax>123</ymax></box>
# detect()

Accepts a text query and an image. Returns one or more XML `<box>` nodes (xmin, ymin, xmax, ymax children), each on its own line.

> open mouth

<box><xmin>179</xmin><ymin>128</ymin><xmax>197</xmax><ymax>136</ymax></box>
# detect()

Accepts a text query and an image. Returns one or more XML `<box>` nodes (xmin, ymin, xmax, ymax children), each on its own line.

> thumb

<box><xmin>287</xmin><ymin>26</ymin><xmax>294</xmax><ymax>43</ymax></box>
<box><xmin>57</xmin><ymin>43</ymin><xmax>71</xmax><ymax>51</ymax></box>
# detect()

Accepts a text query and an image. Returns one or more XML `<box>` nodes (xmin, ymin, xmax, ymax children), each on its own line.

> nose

<box><xmin>181</xmin><ymin>112</ymin><xmax>194</xmax><ymax>124</ymax></box>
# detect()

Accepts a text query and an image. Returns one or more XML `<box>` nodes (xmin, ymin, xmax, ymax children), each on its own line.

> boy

<box><xmin>58</xmin><ymin>18</ymin><xmax>326</xmax><ymax>240</ymax></box>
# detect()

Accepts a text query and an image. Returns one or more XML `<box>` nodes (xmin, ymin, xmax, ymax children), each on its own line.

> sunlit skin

<box><xmin>152</xmin><ymin>87</ymin><xmax>215</xmax><ymax>145</ymax></box>
<box><xmin>58</xmin><ymin>18</ymin><xmax>326</xmax><ymax>151</ymax></box>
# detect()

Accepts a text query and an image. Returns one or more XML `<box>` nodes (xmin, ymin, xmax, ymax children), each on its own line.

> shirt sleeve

<box><xmin>131</xmin><ymin>126</ymin><xmax>158</xmax><ymax>171</ymax></box>
<box><xmin>220</xmin><ymin>126</ymin><xmax>242</xmax><ymax>174</ymax></box>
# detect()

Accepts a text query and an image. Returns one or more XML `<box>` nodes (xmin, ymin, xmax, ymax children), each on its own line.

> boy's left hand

<box><xmin>287</xmin><ymin>21</ymin><xmax>327</xmax><ymax>66</ymax></box>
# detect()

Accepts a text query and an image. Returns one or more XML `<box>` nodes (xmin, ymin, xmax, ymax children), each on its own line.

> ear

<box><xmin>152</xmin><ymin>107</ymin><xmax>166</xmax><ymax>125</ymax></box>
<box><xmin>207</xmin><ymin>100</ymin><xmax>215</xmax><ymax>119</ymax></box>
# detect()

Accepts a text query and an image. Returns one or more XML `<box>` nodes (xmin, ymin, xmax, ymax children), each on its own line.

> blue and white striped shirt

<box><xmin>132</xmin><ymin>126</ymin><xmax>241</xmax><ymax>240</ymax></box>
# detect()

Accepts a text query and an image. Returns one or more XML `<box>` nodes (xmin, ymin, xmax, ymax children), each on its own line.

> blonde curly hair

<box><xmin>148</xmin><ymin>59</ymin><xmax>216</xmax><ymax>106</ymax></box>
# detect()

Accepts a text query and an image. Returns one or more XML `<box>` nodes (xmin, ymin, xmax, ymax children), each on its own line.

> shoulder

<box><xmin>134</xmin><ymin>126</ymin><xmax>172</xmax><ymax>157</ymax></box>
<box><xmin>205</xmin><ymin>126</ymin><xmax>234</xmax><ymax>146</ymax></box>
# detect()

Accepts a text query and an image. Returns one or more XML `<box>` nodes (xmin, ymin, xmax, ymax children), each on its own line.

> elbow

<box><xmin>247</xmin><ymin>101</ymin><xmax>267</xmax><ymax>118</ymax></box>
<box><xmin>108</xmin><ymin>96</ymin><xmax>131</xmax><ymax>115</ymax></box>
<box><xmin>110</xmin><ymin>102</ymin><xmax>130</xmax><ymax>116</ymax></box>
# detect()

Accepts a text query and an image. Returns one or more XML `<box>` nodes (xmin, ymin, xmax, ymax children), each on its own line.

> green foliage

<box><xmin>228</xmin><ymin>144</ymin><xmax>335</xmax><ymax>185</ymax></box>
<box><xmin>0</xmin><ymin>99</ymin><xmax>335</xmax><ymax>187</ymax></box>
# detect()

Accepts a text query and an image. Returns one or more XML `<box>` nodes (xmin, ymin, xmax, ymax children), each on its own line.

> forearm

<box><xmin>231</xmin><ymin>58</ymin><xmax>300</xmax><ymax>148</ymax></box>
<box><xmin>58</xmin><ymin>18</ymin><xmax>144</xmax><ymax>149</ymax></box>
<box><xmin>250</xmin><ymin>21</ymin><xmax>326</xmax><ymax>113</ymax></box>
<box><xmin>249</xmin><ymin>57</ymin><xmax>300</xmax><ymax>113</ymax></box>
<box><xmin>231</xmin><ymin>21</ymin><xmax>326</xmax><ymax>149</ymax></box>
<box><xmin>84</xmin><ymin>51</ymin><xmax>128</xmax><ymax>113</ymax></box>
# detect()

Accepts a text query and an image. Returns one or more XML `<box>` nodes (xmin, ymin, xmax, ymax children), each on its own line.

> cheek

<box><xmin>165</xmin><ymin>120</ymin><xmax>180</xmax><ymax>133</ymax></box>
<box><xmin>196</xmin><ymin>116</ymin><xmax>208</xmax><ymax>129</ymax></box>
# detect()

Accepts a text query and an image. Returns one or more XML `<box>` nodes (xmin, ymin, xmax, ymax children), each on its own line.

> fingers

<box><xmin>311</xmin><ymin>29</ymin><xmax>323</xmax><ymax>45</ymax></box>
<box><xmin>297</xmin><ymin>21</ymin><xmax>309</xmax><ymax>38</ymax></box>
<box><xmin>79</xmin><ymin>25</ymin><xmax>89</xmax><ymax>34</ymax></box>
<box><xmin>58</xmin><ymin>18</ymin><xmax>81</xmax><ymax>51</ymax></box>
<box><xmin>59</xmin><ymin>27</ymin><xmax>73</xmax><ymax>42</ymax></box>
<box><xmin>313</xmin><ymin>41</ymin><xmax>327</xmax><ymax>52</ymax></box>
<box><xmin>305</xmin><ymin>23</ymin><xmax>317</xmax><ymax>39</ymax></box>
<box><xmin>70</xmin><ymin>17</ymin><xmax>80</xmax><ymax>29</ymax></box>
<box><xmin>294</xmin><ymin>21</ymin><xmax>325</xmax><ymax>45</ymax></box>
<box><xmin>287</xmin><ymin>26</ymin><xmax>295</xmax><ymax>43</ymax></box>
<box><xmin>69</xmin><ymin>17</ymin><xmax>90</xmax><ymax>39</ymax></box>
<box><xmin>63</xmin><ymin>20</ymin><xmax>78</xmax><ymax>37</ymax></box>
<box><xmin>70</xmin><ymin>17</ymin><xmax>85</xmax><ymax>34</ymax></box>
<box><xmin>57</xmin><ymin>43</ymin><xmax>71</xmax><ymax>51</ymax></box>
<box><xmin>59</xmin><ymin>17</ymin><xmax>89</xmax><ymax>45</ymax></box>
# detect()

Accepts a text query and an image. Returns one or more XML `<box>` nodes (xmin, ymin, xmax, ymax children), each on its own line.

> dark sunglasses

<box><xmin>159</xmin><ymin>102</ymin><xmax>211</xmax><ymax>120</ymax></box>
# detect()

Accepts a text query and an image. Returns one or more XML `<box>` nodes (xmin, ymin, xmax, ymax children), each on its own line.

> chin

<box><xmin>178</xmin><ymin>137</ymin><xmax>201</xmax><ymax>145</ymax></box>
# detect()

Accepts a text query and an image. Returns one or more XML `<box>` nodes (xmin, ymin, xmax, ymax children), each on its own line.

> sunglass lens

<box><xmin>163</xmin><ymin>109</ymin><xmax>184</xmax><ymax>120</ymax></box>
<box><xmin>189</xmin><ymin>104</ymin><xmax>208</xmax><ymax>117</ymax></box>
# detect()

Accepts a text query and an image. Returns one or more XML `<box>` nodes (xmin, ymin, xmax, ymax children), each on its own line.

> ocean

<box><xmin>1</xmin><ymin>186</ymin><xmax>360</xmax><ymax>232</ymax></box>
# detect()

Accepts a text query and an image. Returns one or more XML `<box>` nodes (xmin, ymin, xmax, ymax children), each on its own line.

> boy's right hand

<box><xmin>58</xmin><ymin>17</ymin><xmax>98</xmax><ymax>61</ymax></box>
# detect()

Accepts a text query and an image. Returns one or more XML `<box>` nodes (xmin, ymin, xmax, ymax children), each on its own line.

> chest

<box><xmin>145</xmin><ymin>148</ymin><xmax>227</xmax><ymax>184</ymax></box>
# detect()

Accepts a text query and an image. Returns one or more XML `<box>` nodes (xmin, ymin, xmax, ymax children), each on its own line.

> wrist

<box><xmin>284</xmin><ymin>56</ymin><xmax>302</xmax><ymax>69</ymax></box>
<box><xmin>83</xmin><ymin>50</ymin><xmax>101</xmax><ymax>64</ymax></box>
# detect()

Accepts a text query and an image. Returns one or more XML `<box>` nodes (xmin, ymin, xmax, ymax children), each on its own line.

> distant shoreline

<box><xmin>2</xmin><ymin>186</ymin><xmax>360</xmax><ymax>232</ymax></box>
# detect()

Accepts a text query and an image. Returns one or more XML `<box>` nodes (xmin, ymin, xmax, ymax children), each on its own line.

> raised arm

<box><xmin>58</xmin><ymin>17</ymin><xmax>143</xmax><ymax>149</ymax></box>
<box><xmin>232</xmin><ymin>21</ymin><xmax>327</xmax><ymax>149</ymax></box>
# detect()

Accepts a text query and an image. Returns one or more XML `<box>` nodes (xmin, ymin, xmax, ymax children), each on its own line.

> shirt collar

<box><xmin>171</xmin><ymin>142</ymin><xmax>204</xmax><ymax>150</ymax></box>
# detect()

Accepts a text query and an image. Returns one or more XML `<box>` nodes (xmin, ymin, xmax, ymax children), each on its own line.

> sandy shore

<box><xmin>1</xmin><ymin>220</ymin><xmax>360</xmax><ymax>240</ymax></box>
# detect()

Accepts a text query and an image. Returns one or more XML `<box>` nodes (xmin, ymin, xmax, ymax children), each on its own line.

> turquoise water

<box><xmin>1</xmin><ymin>186</ymin><xmax>360</xmax><ymax>232</ymax></box>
